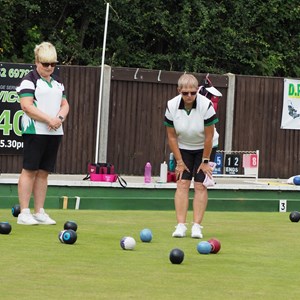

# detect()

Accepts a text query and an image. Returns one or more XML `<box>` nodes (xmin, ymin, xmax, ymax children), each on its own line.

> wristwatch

<box><xmin>202</xmin><ymin>158</ymin><xmax>209</xmax><ymax>164</ymax></box>
<box><xmin>58</xmin><ymin>115</ymin><xmax>64</xmax><ymax>122</ymax></box>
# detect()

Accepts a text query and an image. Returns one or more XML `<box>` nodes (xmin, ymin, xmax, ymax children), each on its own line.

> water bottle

<box><xmin>144</xmin><ymin>162</ymin><xmax>152</xmax><ymax>183</ymax></box>
<box><xmin>169</xmin><ymin>153</ymin><xmax>175</xmax><ymax>172</ymax></box>
<box><xmin>159</xmin><ymin>161</ymin><xmax>168</xmax><ymax>183</ymax></box>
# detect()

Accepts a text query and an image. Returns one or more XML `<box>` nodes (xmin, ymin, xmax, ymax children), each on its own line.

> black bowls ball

<box><xmin>289</xmin><ymin>211</ymin><xmax>300</xmax><ymax>222</ymax></box>
<box><xmin>169</xmin><ymin>248</ymin><xmax>184</xmax><ymax>264</ymax></box>
<box><xmin>0</xmin><ymin>222</ymin><xmax>12</xmax><ymax>234</ymax></box>
<box><xmin>11</xmin><ymin>204</ymin><xmax>21</xmax><ymax>217</ymax></box>
<box><xmin>64</xmin><ymin>221</ymin><xmax>78</xmax><ymax>232</ymax></box>
<box><xmin>59</xmin><ymin>229</ymin><xmax>77</xmax><ymax>244</ymax></box>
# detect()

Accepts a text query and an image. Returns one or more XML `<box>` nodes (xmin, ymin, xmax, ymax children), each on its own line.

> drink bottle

<box><xmin>160</xmin><ymin>161</ymin><xmax>168</xmax><ymax>183</ymax></box>
<box><xmin>169</xmin><ymin>153</ymin><xmax>175</xmax><ymax>172</ymax></box>
<box><xmin>144</xmin><ymin>162</ymin><xmax>152</xmax><ymax>183</ymax></box>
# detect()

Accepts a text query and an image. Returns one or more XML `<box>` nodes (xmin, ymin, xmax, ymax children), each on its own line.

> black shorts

<box><xmin>179</xmin><ymin>148</ymin><xmax>217</xmax><ymax>182</ymax></box>
<box><xmin>22</xmin><ymin>134</ymin><xmax>62</xmax><ymax>172</ymax></box>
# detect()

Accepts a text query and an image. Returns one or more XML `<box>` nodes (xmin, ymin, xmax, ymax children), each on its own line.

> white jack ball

<box><xmin>120</xmin><ymin>236</ymin><xmax>136</xmax><ymax>250</ymax></box>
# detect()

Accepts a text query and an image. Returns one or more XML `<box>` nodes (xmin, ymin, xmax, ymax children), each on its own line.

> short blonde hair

<box><xmin>178</xmin><ymin>74</ymin><xmax>198</xmax><ymax>90</ymax></box>
<box><xmin>34</xmin><ymin>42</ymin><xmax>57</xmax><ymax>63</ymax></box>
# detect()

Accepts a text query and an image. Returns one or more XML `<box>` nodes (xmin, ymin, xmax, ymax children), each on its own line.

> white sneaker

<box><xmin>191</xmin><ymin>223</ymin><xmax>203</xmax><ymax>239</ymax></box>
<box><xmin>172</xmin><ymin>223</ymin><xmax>187</xmax><ymax>238</ymax></box>
<box><xmin>33</xmin><ymin>208</ymin><xmax>56</xmax><ymax>225</ymax></box>
<box><xmin>17</xmin><ymin>208</ymin><xmax>39</xmax><ymax>225</ymax></box>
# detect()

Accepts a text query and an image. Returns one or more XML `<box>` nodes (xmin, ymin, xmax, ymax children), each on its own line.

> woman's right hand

<box><xmin>175</xmin><ymin>160</ymin><xmax>190</xmax><ymax>180</ymax></box>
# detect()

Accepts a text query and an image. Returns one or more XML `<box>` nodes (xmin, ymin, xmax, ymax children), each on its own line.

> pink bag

<box><xmin>83</xmin><ymin>162</ymin><xmax>127</xmax><ymax>187</ymax></box>
<box><xmin>90</xmin><ymin>173</ymin><xmax>118</xmax><ymax>182</ymax></box>
<box><xmin>88</xmin><ymin>163</ymin><xmax>115</xmax><ymax>176</ymax></box>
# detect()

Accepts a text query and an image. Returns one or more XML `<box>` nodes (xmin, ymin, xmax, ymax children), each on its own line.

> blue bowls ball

<box><xmin>140</xmin><ymin>228</ymin><xmax>153</xmax><ymax>242</ymax></box>
<box><xmin>197</xmin><ymin>241</ymin><xmax>212</xmax><ymax>254</ymax></box>
<box><xmin>293</xmin><ymin>176</ymin><xmax>300</xmax><ymax>185</ymax></box>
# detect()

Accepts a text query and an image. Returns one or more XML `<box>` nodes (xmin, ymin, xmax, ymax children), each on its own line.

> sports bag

<box><xmin>83</xmin><ymin>162</ymin><xmax>127</xmax><ymax>188</ymax></box>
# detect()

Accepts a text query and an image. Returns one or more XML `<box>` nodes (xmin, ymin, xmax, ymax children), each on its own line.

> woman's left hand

<box><xmin>198</xmin><ymin>163</ymin><xmax>213</xmax><ymax>178</ymax></box>
<box><xmin>48</xmin><ymin>116</ymin><xmax>62</xmax><ymax>131</ymax></box>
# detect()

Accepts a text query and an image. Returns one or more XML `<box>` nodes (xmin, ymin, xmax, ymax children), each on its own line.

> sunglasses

<box><xmin>181</xmin><ymin>91</ymin><xmax>197</xmax><ymax>96</ymax></box>
<box><xmin>40</xmin><ymin>62</ymin><xmax>57</xmax><ymax>68</ymax></box>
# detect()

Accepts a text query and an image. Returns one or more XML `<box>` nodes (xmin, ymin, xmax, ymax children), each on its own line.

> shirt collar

<box><xmin>179</xmin><ymin>97</ymin><xmax>197</xmax><ymax>109</ymax></box>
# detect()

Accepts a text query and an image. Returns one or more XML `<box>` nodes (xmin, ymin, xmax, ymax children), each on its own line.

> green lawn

<box><xmin>0</xmin><ymin>209</ymin><xmax>299</xmax><ymax>300</ymax></box>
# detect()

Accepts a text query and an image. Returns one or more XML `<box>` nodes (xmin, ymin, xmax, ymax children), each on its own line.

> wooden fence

<box><xmin>0</xmin><ymin>65</ymin><xmax>299</xmax><ymax>178</ymax></box>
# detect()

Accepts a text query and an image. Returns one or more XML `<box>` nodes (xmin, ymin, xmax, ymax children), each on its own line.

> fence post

<box><xmin>224</xmin><ymin>73</ymin><xmax>236</xmax><ymax>152</ymax></box>
<box><xmin>98</xmin><ymin>64</ymin><xmax>111</xmax><ymax>162</ymax></box>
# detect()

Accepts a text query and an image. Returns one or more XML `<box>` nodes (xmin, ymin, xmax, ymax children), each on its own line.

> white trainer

<box><xmin>191</xmin><ymin>223</ymin><xmax>203</xmax><ymax>239</ymax></box>
<box><xmin>17</xmin><ymin>208</ymin><xmax>39</xmax><ymax>225</ymax></box>
<box><xmin>33</xmin><ymin>208</ymin><xmax>56</xmax><ymax>225</ymax></box>
<box><xmin>172</xmin><ymin>223</ymin><xmax>187</xmax><ymax>238</ymax></box>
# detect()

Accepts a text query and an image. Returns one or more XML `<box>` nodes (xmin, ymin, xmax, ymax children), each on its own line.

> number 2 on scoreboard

<box><xmin>226</xmin><ymin>155</ymin><xmax>239</xmax><ymax>166</ymax></box>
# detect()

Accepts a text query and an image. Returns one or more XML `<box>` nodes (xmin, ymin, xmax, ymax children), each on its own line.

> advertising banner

<box><xmin>281</xmin><ymin>78</ymin><xmax>300</xmax><ymax>130</ymax></box>
<box><xmin>0</xmin><ymin>63</ymin><xmax>34</xmax><ymax>154</ymax></box>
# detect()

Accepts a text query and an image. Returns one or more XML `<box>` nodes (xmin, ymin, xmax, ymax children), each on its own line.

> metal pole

<box><xmin>95</xmin><ymin>2</ymin><xmax>110</xmax><ymax>163</ymax></box>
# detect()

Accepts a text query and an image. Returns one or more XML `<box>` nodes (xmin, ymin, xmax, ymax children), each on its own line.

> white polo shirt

<box><xmin>16</xmin><ymin>69</ymin><xmax>66</xmax><ymax>135</ymax></box>
<box><xmin>164</xmin><ymin>94</ymin><xmax>219</xmax><ymax>150</ymax></box>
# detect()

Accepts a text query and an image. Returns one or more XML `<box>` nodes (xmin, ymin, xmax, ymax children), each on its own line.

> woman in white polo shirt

<box><xmin>16</xmin><ymin>42</ymin><xmax>69</xmax><ymax>225</ymax></box>
<box><xmin>164</xmin><ymin>74</ymin><xmax>219</xmax><ymax>238</ymax></box>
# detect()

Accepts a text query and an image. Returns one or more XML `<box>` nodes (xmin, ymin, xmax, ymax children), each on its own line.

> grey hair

<box><xmin>177</xmin><ymin>74</ymin><xmax>198</xmax><ymax>89</ymax></box>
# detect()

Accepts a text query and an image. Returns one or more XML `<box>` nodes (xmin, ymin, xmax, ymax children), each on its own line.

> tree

<box><xmin>0</xmin><ymin>0</ymin><xmax>299</xmax><ymax>77</ymax></box>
